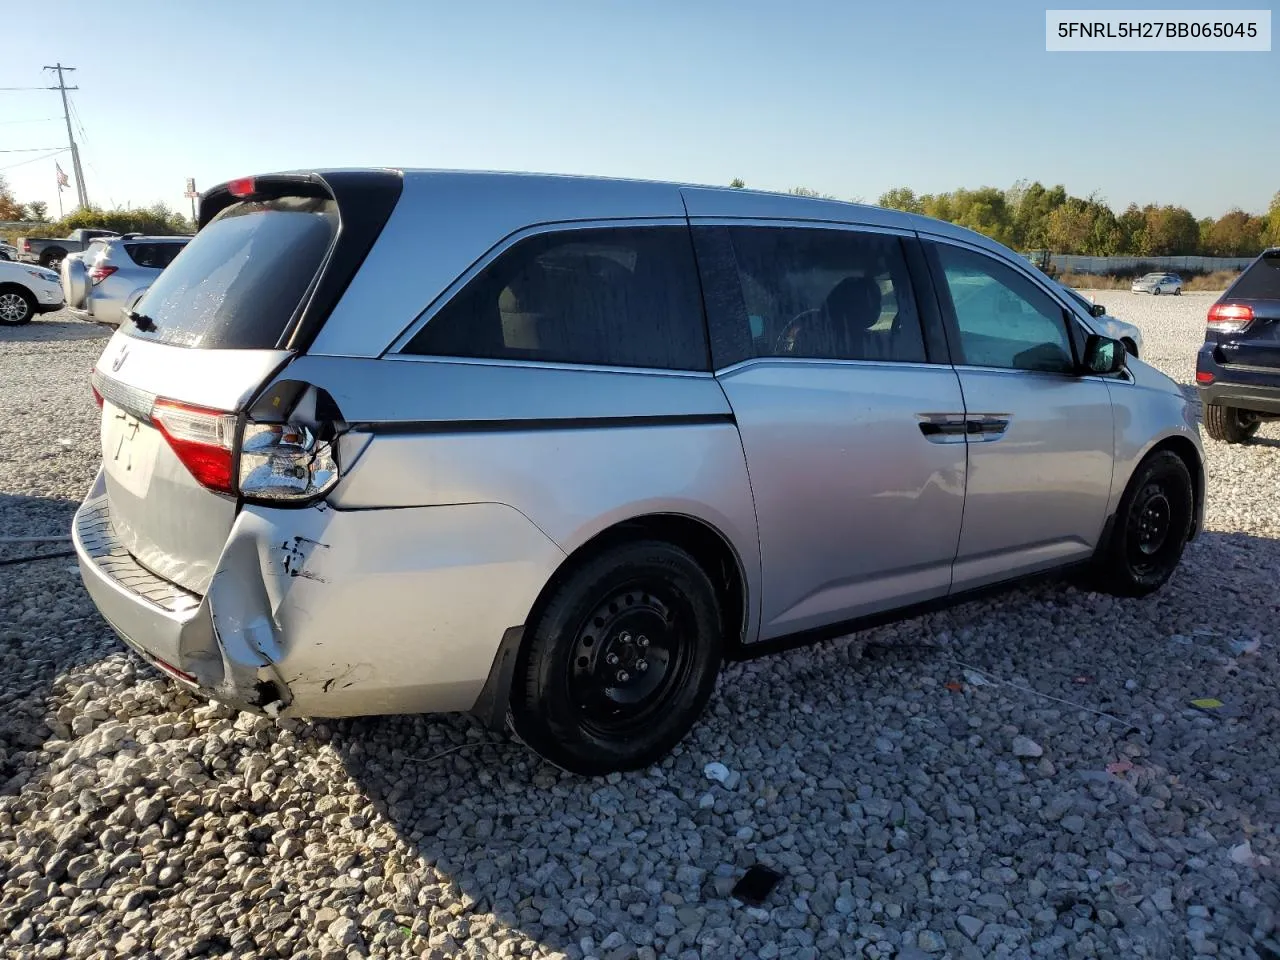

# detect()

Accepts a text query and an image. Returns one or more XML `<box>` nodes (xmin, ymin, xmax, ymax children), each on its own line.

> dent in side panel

<box><xmin>331</xmin><ymin>423</ymin><xmax>763</xmax><ymax>645</ymax></box>
<box><xmin>208</xmin><ymin>501</ymin><xmax>566</xmax><ymax>717</ymax></box>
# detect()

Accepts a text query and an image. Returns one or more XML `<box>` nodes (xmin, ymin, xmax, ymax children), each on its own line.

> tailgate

<box><xmin>94</xmin><ymin>336</ymin><xmax>290</xmax><ymax>593</ymax></box>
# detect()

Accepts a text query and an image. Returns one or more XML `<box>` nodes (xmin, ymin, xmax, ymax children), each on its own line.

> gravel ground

<box><xmin>1</xmin><ymin>297</ymin><xmax>1278</xmax><ymax>960</ymax></box>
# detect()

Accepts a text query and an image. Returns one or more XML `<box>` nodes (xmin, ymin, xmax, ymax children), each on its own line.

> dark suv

<box><xmin>1196</xmin><ymin>248</ymin><xmax>1280</xmax><ymax>443</ymax></box>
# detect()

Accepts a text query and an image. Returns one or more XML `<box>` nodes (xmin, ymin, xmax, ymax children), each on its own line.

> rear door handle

<box><xmin>917</xmin><ymin>414</ymin><xmax>968</xmax><ymax>443</ymax></box>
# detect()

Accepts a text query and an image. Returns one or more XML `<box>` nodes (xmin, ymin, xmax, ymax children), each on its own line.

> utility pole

<box><xmin>43</xmin><ymin>63</ymin><xmax>88</xmax><ymax>210</ymax></box>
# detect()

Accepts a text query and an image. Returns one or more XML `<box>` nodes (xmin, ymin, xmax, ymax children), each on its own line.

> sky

<box><xmin>1</xmin><ymin>1</ymin><xmax>1276</xmax><ymax>222</ymax></box>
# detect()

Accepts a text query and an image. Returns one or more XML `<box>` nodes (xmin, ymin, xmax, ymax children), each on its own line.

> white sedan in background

<box><xmin>1057</xmin><ymin>283</ymin><xmax>1144</xmax><ymax>358</ymax></box>
<box><xmin>1131</xmin><ymin>272</ymin><xmax>1183</xmax><ymax>296</ymax></box>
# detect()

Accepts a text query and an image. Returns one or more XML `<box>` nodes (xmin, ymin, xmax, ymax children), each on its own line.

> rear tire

<box><xmin>509</xmin><ymin>540</ymin><xmax>723</xmax><ymax>775</ymax></box>
<box><xmin>39</xmin><ymin>248</ymin><xmax>66</xmax><ymax>270</ymax></box>
<box><xmin>1203</xmin><ymin>403</ymin><xmax>1260</xmax><ymax>444</ymax></box>
<box><xmin>0</xmin><ymin>286</ymin><xmax>36</xmax><ymax>325</ymax></box>
<box><xmin>1091</xmin><ymin>450</ymin><xmax>1193</xmax><ymax>597</ymax></box>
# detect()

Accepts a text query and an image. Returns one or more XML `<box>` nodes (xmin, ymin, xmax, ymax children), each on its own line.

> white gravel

<box><xmin>2</xmin><ymin>302</ymin><xmax>1279</xmax><ymax>960</ymax></box>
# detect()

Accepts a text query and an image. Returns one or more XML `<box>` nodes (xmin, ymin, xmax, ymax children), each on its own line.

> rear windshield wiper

<box><xmin>125</xmin><ymin>310</ymin><xmax>157</xmax><ymax>332</ymax></box>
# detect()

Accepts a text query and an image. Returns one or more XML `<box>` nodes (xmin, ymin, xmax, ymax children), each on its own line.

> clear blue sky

<box><xmin>2</xmin><ymin>0</ymin><xmax>1275</xmax><ymax>220</ymax></box>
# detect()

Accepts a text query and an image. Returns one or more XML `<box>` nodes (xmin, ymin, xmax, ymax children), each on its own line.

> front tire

<box><xmin>1152</xmin><ymin>287</ymin><xmax>1161</xmax><ymax>296</ymax></box>
<box><xmin>1092</xmin><ymin>450</ymin><xmax>1193</xmax><ymax>597</ymax></box>
<box><xmin>509</xmin><ymin>540</ymin><xmax>723</xmax><ymax>775</ymax></box>
<box><xmin>1174</xmin><ymin>287</ymin><xmax>1181</xmax><ymax>296</ymax></box>
<box><xmin>0</xmin><ymin>287</ymin><xmax>36</xmax><ymax>325</ymax></box>
<box><xmin>1203</xmin><ymin>403</ymin><xmax>1260</xmax><ymax>444</ymax></box>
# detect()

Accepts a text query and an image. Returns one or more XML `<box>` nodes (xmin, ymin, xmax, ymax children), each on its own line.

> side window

<box><xmin>126</xmin><ymin>243</ymin><xmax>185</xmax><ymax>269</ymax></box>
<box><xmin>934</xmin><ymin>244</ymin><xmax>1075</xmax><ymax>374</ymax></box>
<box><xmin>404</xmin><ymin>226</ymin><xmax>709</xmax><ymax>371</ymax></box>
<box><xmin>719</xmin><ymin>227</ymin><xmax>926</xmax><ymax>364</ymax></box>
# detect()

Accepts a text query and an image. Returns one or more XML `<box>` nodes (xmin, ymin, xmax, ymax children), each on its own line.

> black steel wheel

<box><xmin>1092</xmin><ymin>450</ymin><xmax>1194</xmax><ymax>597</ymax></box>
<box><xmin>509</xmin><ymin>540</ymin><xmax>723</xmax><ymax>775</ymax></box>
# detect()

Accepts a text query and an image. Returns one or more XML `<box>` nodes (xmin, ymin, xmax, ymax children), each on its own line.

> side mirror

<box><xmin>1082</xmin><ymin>334</ymin><xmax>1126</xmax><ymax>375</ymax></box>
<box><xmin>1090</xmin><ymin>303</ymin><xmax>1107</xmax><ymax>318</ymax></box>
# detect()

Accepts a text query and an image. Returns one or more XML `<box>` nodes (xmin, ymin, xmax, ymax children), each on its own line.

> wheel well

<box><xmin>0</xmin><ymin>282</ymin><xmax>33</xmax><ymax>298</ymax></box>
<box><xmin>527</xmin><ymin>514</ymin><xmax>748</xmax><ymax>653</ymax></box>
<box><xmin>1148</xmin><ymin>435</ymin><xmax>1204</xmax><ymax>538</ymax></box>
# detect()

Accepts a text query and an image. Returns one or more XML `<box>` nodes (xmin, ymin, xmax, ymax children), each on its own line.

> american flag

<box><xmin>56</xmin><ymin>162</ymin><xmax>69</xmax><ymax>190</ymax></box>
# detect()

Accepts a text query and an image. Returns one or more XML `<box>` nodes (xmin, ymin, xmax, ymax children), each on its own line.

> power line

<box><xmin>0</xmin><ymin>147</ymin><xmax>64</xmax><ymax>153</ymax></box>
<box><xmin>0</xmin><ymin>117</ymin><xmax>59</xmax><ymax>125</ymax></box>
<box><xmin>0</xmin><ymin>86</ymin><xmax>50</xmax><ymax>91</ymax></box>
<box><xmin>0</xmin><ymin>149</ymin><xmax>66</xmax><ymax>172</ymax></box>
<box><xmin>67</xmin><ymin>96</ymin><xmax>113</xmax><ymax>208</ymax></box>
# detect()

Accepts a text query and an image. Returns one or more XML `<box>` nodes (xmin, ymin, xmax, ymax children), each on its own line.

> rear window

<box><xmin>123</xmin><ymin>197</ymin><xmax>337</xmax><ymax>348</ymax></box>
<box><xmin>124</xmin><ymin>241</ymin><xmax>187</xmax><ymax>270</ymax></box>
<box><xmin>1228</xmin><ymin>253</ymin><xmax>1280</xmax><ymax>300</ymax></box>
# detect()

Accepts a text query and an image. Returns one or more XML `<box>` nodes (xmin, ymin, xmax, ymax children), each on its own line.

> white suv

<box><xmin>0</xmin><ymin>259</ymin><xmax>65</xmax><ymax>325</ymax></box>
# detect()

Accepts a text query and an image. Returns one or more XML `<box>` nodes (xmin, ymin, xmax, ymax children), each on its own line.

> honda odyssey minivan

<box><xmin>74</xmin><ymin>170</ymin><xmax>1205</xmax><ymax>774</ymax></box>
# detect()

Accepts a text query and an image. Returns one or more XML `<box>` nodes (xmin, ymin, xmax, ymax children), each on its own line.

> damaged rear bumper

<box><xmin>73</xmin><ymin>467</ymin><xmax>564</xmax><ymax>718</ymax></box>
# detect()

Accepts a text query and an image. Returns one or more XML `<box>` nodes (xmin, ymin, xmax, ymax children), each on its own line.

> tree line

<box><xmin>730</xmin><ymin>178</ymin><xmax>1280</xmax><ymax>258</ymax></box>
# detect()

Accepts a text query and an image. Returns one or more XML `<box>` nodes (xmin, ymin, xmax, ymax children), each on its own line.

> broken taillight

<box><xmin>151</xmin><ymin>399</ymin><xmax>238</xmax><ymax>494</ymax></box>
<box><xmin>238</xmin><ymin>420</ymin><xmax>339</xmax><ymax>502</ymax></box>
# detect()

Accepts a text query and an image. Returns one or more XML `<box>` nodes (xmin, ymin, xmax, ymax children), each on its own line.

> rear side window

<box><xmin>123</xmin><ymin>197</ymin><xmax>337</xmax><ymax>349</ymax></box>
<box><xmin>710</xmin><ymin>226</ymin><xmax>926</xmax><ymax>364</ymax></box>
<box><xmin>1229</xmin><ymin>252</ymin><xmax>1280</xmax><ymax>300</ymax></box>
<box><xmin>404</xmin><ymin>226</ymin><xmax>709</xmax><ymax>371</ymax></box>
<box><xmin>124</xmin><ymin>242</ymin><xmax>187</xmax><ymax>270</ymax></box>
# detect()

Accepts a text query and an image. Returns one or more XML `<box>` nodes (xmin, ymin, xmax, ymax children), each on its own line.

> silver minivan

<box><xmin>74</xmin><ymin>170</ymin><xmax>1205</xmax><ymax>774</ymax></box>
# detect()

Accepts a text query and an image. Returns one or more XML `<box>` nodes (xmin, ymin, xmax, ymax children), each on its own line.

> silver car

<box><xmin>62</xmin><ymin>234</ymin><xmax>190</xmax><ymax>326</ymax></box>
<box><xmin>1131</xmin><ymin>272</ymin><xmax>1183</xmax><ymax>295</ymax></box>
<box><xmin>73</xmin><ymin>170</ymin><xmax>1205</xmax><ymax>774</ymax></box>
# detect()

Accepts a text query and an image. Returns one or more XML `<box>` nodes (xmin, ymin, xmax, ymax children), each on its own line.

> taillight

<box><xmin>21</xmin><ymin>239</ymin><xmax>30</xmax><ymax>252</ymax></box>
<box><xmin>151</xmin><ymin>399</ymin><xmax>238</xmax><ymax>494</ymax></box>
<box><xmin>89</xmin><ymin>265</ymin><xmax>118</xmax><ymax>285</ymax></box>
<box><xmin>238</xmin><ymin>420</ymin><xmax>339</xmax><ymax>502</ymax></box>
<box><xmin>227</xmin><ymin>176</ymin><xmax>256</xmax><ymax>198</ymax></box>
<box><xmin>1207</xmin><ymin>303</ymin><xmax>1254</xmax><ymax>333</ymax></box>
<box><xmin>1196</xmin><ymin>370</ymin><xmax>1215</xmax><ymax>384</ymax></box>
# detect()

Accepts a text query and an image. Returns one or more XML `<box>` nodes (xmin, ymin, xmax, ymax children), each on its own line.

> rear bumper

<box><xmin>1197</xmin><ymin>381</ymin><xmax>1280</xmax><ymax>416</ymax></box>
<box><xmin>74</xmin><ymin>468</ymin><xmax>565</xmax><ymax>718</ymax></box>
<box><xmin>1196</xmin><ymin>344</ymin><xmax>1280</xmax><ymax>416</ymax></box>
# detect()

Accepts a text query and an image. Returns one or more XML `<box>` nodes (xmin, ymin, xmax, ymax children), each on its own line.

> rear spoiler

<box><xmin>197</xmin><ymin>169</ymin><xmax>404</xmax><ymax>352</ymax></box>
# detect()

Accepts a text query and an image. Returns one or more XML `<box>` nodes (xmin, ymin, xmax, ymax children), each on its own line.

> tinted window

<box><xmin>1229</xmin><ymin>252</ymin><xmax>1280</xmax><ymax>300</ymax></box>
<box><xmin>935</xmin><ymin>244</ymin><xmax>1074</xmax><ymax>373</ymax></box>
<box><xmin>124</xmin><ymin>197</ymin><xmax>337</xmax><ymax>349</ymax></box>
<box><xmin>720</xmin><ymin>227</ymin><xmax>926</xmax><ymax>363</ymax></box>
<box><xmin>124</xmin><ymin>242</ymin><xmax>187</xmax><ymax>270</ymax></box>
<box><xmin>405</xmin><ymin>227</ymin><xmax>708</xmax><ymax>370</ymax></box>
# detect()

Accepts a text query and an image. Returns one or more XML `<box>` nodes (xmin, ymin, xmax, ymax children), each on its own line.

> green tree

<box><xmin>788</xmin><ymin>186</ymin><xmax>832</xmax><ymax>198</ymax></box>
<box><xmin>729</xmin><ymin>178</ymin><xmax>746</xmax><ymax>189</ymax></box>
<box><xmin>878</xmin><ymin>187</ymin><xmax>923</xmax><ymax>214</ymax></box>
<box><xmin>1263</xmin><ymin>191</ymin><xmax>1280</xmax><ymax>247</ymax></box>
<box><xmin>1202</xmin><ymin>209</ymin><xmax>1266</xmax><ymax>257</ymax></box>
<box><xmin>54</xmin><ymin>203</ymin><xmax>191</xmax><ymax>237</ymax></box>
<box><xmin>1141</xmin><ymin>205</ymin><xmax>1199</xmax><ymax>256</ymax></box>
<box><xmin>23</xmin><ymin>200</ymin><xmax>49</xmax><ymax>222</ymax></box>
<box><xmin>1006</xmin><ymin>180</ymin><xmax>1067</xmax><ymax>250</ymax></box>
<box><xmin>1116</xmin><ymin>203</ymin><xmax>1146</xmax><ymax>255</ymax></box>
